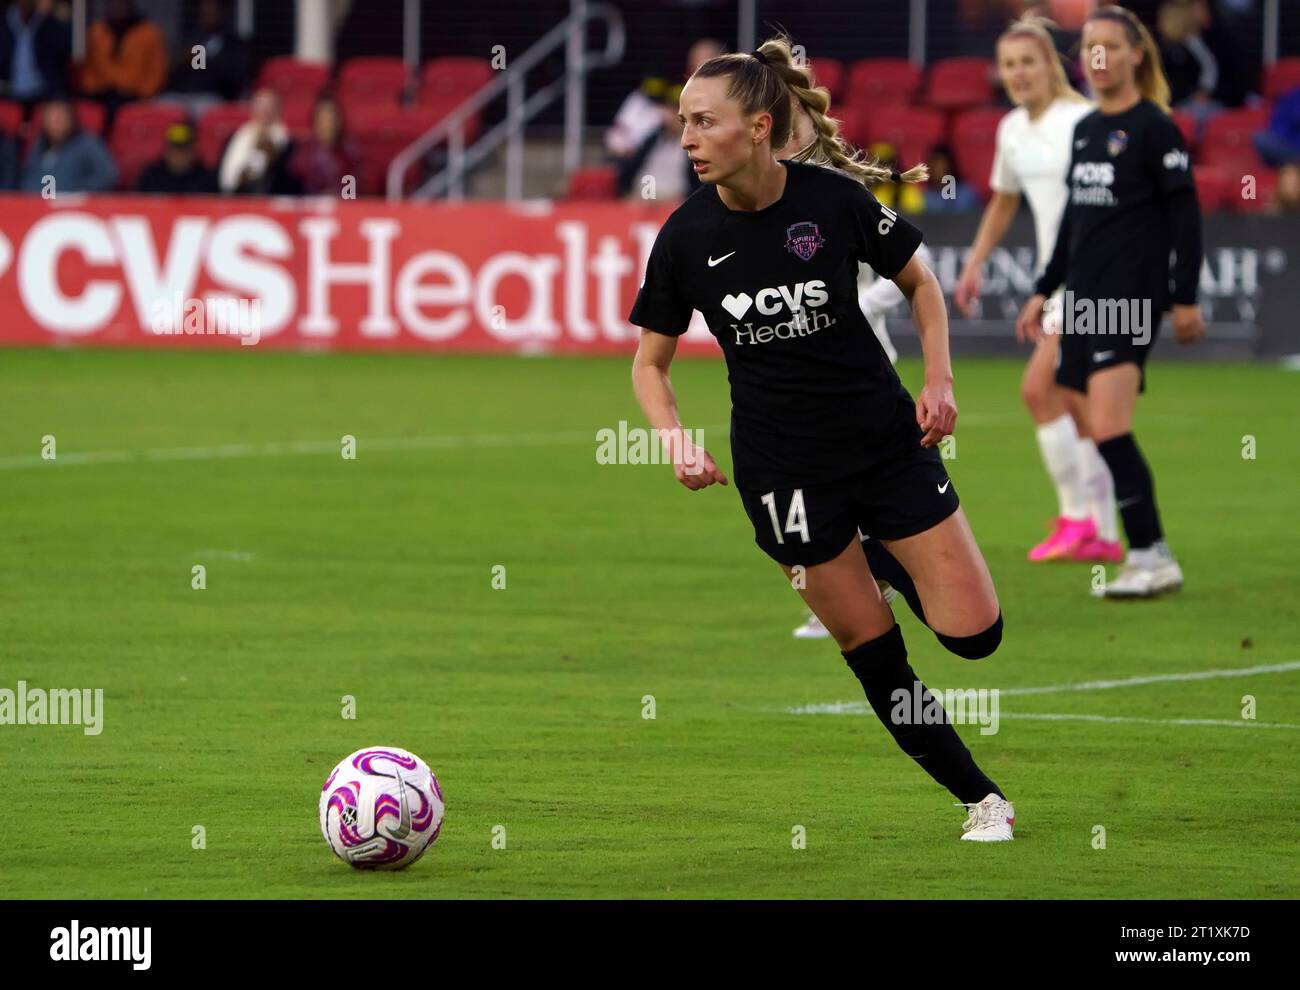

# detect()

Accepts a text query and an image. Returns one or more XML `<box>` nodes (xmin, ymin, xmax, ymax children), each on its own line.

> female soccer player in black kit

<box><xmin>1017</xmin><ymin>6</ymin><xmax>1205</xmax><ymax>599</ymax></box>
<box><xmin>629</xmin><ymin>36</ymin><xmax>1015</xmax><ymax>841</ymax></box>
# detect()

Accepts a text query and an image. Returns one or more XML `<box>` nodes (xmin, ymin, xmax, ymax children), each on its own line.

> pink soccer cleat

<box><xmin>1070</xmin><ymin>538</ymin><xmax>1124</xmax><ymax>563</ymax></box>
<box><xmin>1027</xmin><ymin>516</ymin><xmax>1096</xmax><ymax>562</ymax></box>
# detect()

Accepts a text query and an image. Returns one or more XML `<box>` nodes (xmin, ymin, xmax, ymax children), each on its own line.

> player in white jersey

<box><xmin>955</xmin><ymin>17</ymin><xmax>1121</xmax><ymax>564</ymax></box>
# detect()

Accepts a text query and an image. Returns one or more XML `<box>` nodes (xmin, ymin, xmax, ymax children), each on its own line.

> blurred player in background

<box><xmin>631</xmin><ymin>36</ymin><xmax>1015</xmax><ymax>841</ymax></box>
<box><xmin>956</xmin><ymin>16</ymin><xmax>1122</xmax><ymax>564</ymax></box>
<box><xmin>1017</xmin><ymin>5</ymin><xmax>1204</xmax><ymax>599</ymax></box>
<box><xmin>772</xmin><ymin>67</ymin><xmax>937</xmax><ymax>641</ymax></box>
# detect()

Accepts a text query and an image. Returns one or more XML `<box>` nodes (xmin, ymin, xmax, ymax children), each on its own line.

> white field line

<box><xmin>0</xmin><ymin>425</ymin><xmax>730</xmax><ymax>471</ymax></box>
<box><xmin>0</xmin><ymin>414</ymin><xmax>1014</xmax><ymax>472</ymax></box>
<box><xmin>786</xmin><ymin>660</ymin><xmax>1300</xmax><ymax>728</ymax></box>
<box><xmin>999</xmin><ymin>713</ymin><xmax>1300</xmax><ymax>730</ymax></box>
<box><xmin>998</xmin><ymin>660</ymin><xmax>1300</xmax><ymax>696</ymax></box>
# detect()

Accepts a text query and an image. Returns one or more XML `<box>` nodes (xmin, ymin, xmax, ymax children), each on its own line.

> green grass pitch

<box><xmin>1</xmin><ymin>347</ymin><xmax>1296</xmax><ymax>899</ymax></box>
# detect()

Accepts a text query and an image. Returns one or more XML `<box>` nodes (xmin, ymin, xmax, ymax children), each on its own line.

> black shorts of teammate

<box><xmin>738</xmin><ymin>440</ymin><xmax>959</xmax><ymax>568</ymax></box>
<box><xmin>1054</xmin><ymin>310</ymin><xmax>1162</xmax><ymax>394</ymax></box>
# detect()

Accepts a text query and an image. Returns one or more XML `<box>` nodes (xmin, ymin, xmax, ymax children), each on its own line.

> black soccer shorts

<box><xmin>1054</xmin><ymin>311</ymin><xmax>1162</xmax><ymax>394</ymax></box>
<box><xmin>738</xmin><ymin>441</ymin><xmax>960</xmax><ymax>568</ymax></box>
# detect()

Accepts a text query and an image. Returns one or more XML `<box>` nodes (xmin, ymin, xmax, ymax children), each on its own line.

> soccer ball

<box><xmin>319</xmin><ymin>746</ymin><xmax>445</xmax><ymax>869</ymax></box>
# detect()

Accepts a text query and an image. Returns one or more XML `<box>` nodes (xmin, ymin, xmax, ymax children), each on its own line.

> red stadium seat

<box><xmin>109</xmin><ymin>102</ymin><xmax>188</xmax><ymax>189</ymax></box>
<box><xmin>925</xmin><ymin>57</ymin><xmax>996</xmax><ymax>112</ymax></box>
<box><xmin>1262</xmin><ymin>57</ymin><xmax>1300</xmax><ymax>101</ymax></box>
<box><xmin>867</xmin><ymin>104</ymin><xmax>945</xmax><ymax>172</ymax></box>
<box><xmin>0</xmin><ymin>99</ymin><xmax>23</xmax><ymax>135</ymax></box>
<box><xmin>280</xmin><ymin>96</ymin><xmax>318</xmax><ymax>131</ymax></box>
<box><xmin>949</xmin><ymin>106</ymin><xmax>1006</xmax><ymax>199</ymax></box>
<box><xmin>348</xmin><ymin>106</ymin><xmax>440</xmax><ymax>196</ymax></box>
<box><xmin>196</xmin><ymin>102</ymin><xmax>251</xmax><ymax>168</ymax></box>
<box><xmin>845</xmin><ymin>58</ymin><xmax>921</xmax><ymax>111</ymax></box>
<box><xmin>829</xmin><ymin>103</ymin><xmax>870</xmax><ymax>148</ymax></box>
<box><xmin>1200</xmin><ymin>107</ymin><xmax>1270</xmax><ymax>175</ymax></box>
<box><xmin>416</xmin><ymin>57</ymin><xmax>494</xmax><ymax>143</ymax></box>
<box><xmin>806</xmin><ymin>58</ymin><xmax>844</xmax><ymax>101</ymax></box>
<box><xmin>337</xmin><ymin>56</ymin><xmax>410</xmax><ymax>111</ymax></box>
<box><xmin>257</xmin><ymin>56</ymin><xmax>331</xmax><ymax>104</ymax></box>
<box><xmin>1170</xmin><ymin>109</ymin><xmax>1198</xmax><ymax>151</ymax></box>
<box><xmin>565</xmin><ymin>165</ymin><xmax>617</xmax><ymax>200</ymax></box>
<box><xmin>1192</xmin><ymin>164</ymin><xmax>1233</xmax><ymax>211</ymax></box>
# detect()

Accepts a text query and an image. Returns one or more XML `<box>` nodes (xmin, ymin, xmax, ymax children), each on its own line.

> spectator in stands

<box><xmin>165</xmin><ymin>0</ymin><xmax>249</xmax><ymax>107</ymax></box>
<box><xmin>605</xmin><ymin>38</ymin><xmax>722</xmax><ymax>172</ymax></box>
<box><xmin>1273</xmin><ymin>163</ymin><xmax>1300</xmax><ymax>213</ymax></box>
<box><xmin>1157</xmin><ymin>0</ymin><xmax>1246</xmax><ymax>132</ymax></box>
<box><xmin>81</xmin><ymin>0</ymin><xmax>168</xmax><ymax>119</ymax></box>
<box><xmin>286</xmin><ymin>96</ymin><xmax>360</xmax><ymax>196</ymax></box>
<box><xmin>923</xmin><ymin>143</ymin><xmax>982</xmax><ymax>213</ymax></box>
<box><xmin>1157</xmin><ymin>1</ymin><xmax>1218</xmax><ymax>112</ymax></box>
<box><xmin>866</xmin><ymin>141</ymin><xmax>924</xmax><ymax>214</ymax></box>
<box><xmin>0</xmin><ymin>0</ymin><xmax>72</xmax><ymax>106</ymax></box>
<box><xmin>218</xmin><ymin>86</ymin><xmax>293</xmax><ymax>194</ymax></box>
<box><xmin>19</xmin><ymin>97</ymin><xmax>117</xmax><ymax>192</ymax></box>
<box><xmin>136</xmin><ymin>121</ymin><xmax>217</xmax><ymax>194</ymax></box>
<box><xmin>1254</xmin><ymin>86</ymin><xmax>1300</xmax><ymax>167</ymax></box>
<box><xmin>616</xmin><ymin>83</ymin><xmax>691</xmax><ymax>201</ymax></box>
<box><xmin>0</xmin><ymin>126</ymin><xmax>18</xmax><ymax>188</ymax></box>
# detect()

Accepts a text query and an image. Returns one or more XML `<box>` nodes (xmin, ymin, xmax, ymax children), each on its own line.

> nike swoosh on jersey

<box><xmin>1093</xmin><ymin>350</ymin><xmax>1115</xmax><ymax>361</ymax></box>
<box><xmin>707</xmin><ymin>252</ymin><xmax>736</xmax><ymax>267</ymax></box>
<box><xmin>1074</xmin><ymin>138</ymin><xmax>1088</xmax><ymax>149</ymax></box>
<box><xmin>938</xmin><ymin>479</ymin><xmax>951</xmax><ymax>493</ymax></box>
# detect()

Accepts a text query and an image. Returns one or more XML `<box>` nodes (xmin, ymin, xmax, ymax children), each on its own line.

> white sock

<box><xmin>1036</xmin><ymin>414</ymin><xmax>1088</xmax><ymax>520</ymax></box>
<box><xmin>1077</xmin><ymin>438</ymin><xmax>1118</xmax><ymax>542</ymax></box>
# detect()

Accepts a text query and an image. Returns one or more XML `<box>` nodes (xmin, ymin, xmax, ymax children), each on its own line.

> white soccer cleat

<box><xmin>958</xmin><ymin>793</ymin><xmax>1015</xmax><ymax>842</ymax></box>
<box><xmin>792</xmin><ymin>584</ymin><xmax>897</xmax><ymax>638</ymax></box>
<box><xmin>793</xmin><ymin>612</ymin><xmax>830</xmax><ymax>639</ymax></box>
<box><xmin>1100</xmin><ymin>543</ymin><xmax>1183</xmax><ymax>599</ymax></box>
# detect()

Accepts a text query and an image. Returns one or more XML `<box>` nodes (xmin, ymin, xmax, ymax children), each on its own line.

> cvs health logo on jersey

<box><xmin>1070</xmin><ymin>161</ymin><xmax>1118</xmax><ymax>206</ymax></box>
<box><xmin>722</xmin><ymin>279</ymin><xmax>837</xmax><ymax>345</ymax></box>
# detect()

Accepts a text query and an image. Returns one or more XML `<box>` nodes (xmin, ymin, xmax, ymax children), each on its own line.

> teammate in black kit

<box><xmin>629</xmin><ymin>36</ymin><xmax>1015</xmax><ymax>841</ymax></box>
<box><xmin>1017</xmin><ymin>6</ymin><xmax>1205</xmax><ymax>599</ymax></box>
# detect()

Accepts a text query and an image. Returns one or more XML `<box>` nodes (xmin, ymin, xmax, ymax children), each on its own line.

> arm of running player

<box><xmin>892</xmin><ymin>253</ymin><xmax>956</xmax><ymax>448</ymax></box>
<box><xmin>1165</xmin><ymin>191</ymin><xmax>1206</xmax><ymax>346</ymax></box>
<box><xmin>1016</xmin><ymin>204</ymin><xmax>1071</xmax><ymax>344</ymax></box>
<box><xmin>955</xmin><ymin>190</ymin><xmax>1021</xmax><ymax>315</ymax></box>
<box><xmin>1166</xmin><ymin>188</ymin><xmax>1205</xmax><ymax>344</ymax></box>
<box><xmin>631</xmin><ymin>329</ymin><xmax>729</xmax><ymax>490</ymax></box>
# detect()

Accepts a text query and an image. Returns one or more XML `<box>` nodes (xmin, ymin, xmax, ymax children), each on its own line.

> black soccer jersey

<box><xmin>1035</xmin><ymin>99</ymin><xmax>1201</xmax><ymax>310</ymax></box>
<box><xmin>628</xmin><ymin>160</ymin><xmax>924</xmax><ymax>492</ymax></box>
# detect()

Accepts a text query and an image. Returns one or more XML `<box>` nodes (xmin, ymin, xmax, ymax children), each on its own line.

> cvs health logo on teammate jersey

<box><xmin>1070</xmin><ymin>160</ymin><xmax>1118</xmax><ymax>206</ymax></box>
<box><xmin>721</xmin><ymin>279</ymin><xmax>836</xmax><ymax>345</ymax></box>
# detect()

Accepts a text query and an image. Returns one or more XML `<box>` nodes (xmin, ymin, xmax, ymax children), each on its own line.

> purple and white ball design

<box><xmin>319</xmin><ymin>746</ymin><xmax>444</xmax><ymax>870</ymax></box>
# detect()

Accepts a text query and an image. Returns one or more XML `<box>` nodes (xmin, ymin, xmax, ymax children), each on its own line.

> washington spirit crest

<box><xmin>784</xmin><ymin>221</ymin><xmax>825</xmax><ymax>261</ymax></box>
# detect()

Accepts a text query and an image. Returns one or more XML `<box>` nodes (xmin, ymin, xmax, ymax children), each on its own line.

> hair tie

<box><xmin>751</xmin><ymin>49</ymin><xmax>768</xmax><ymax>65</ymax></box>
<box><xmin>890</xmin><ymin>168</ymin><xmax>901</xmax><ymax>182</ymax></box>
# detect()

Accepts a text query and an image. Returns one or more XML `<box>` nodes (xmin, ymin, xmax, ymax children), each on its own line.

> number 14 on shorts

<box><xmin>761</xmin><ymin>489</ymin><xmax>811</xmax><ymax>545</ymax></box>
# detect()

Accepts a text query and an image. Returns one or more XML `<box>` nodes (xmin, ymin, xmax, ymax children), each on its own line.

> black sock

<box><xmin>1097</xmin><ymin>432</ymin><xmax>1163</xmax><ymax>550</ymax></box>
<box><xmin>842</xmin><ymin>623</ymin><xmax>1003</xmax><ymax>805</ymax></box>
<box><xmin>861</xmin><ymin>538</ymin><xmax>927</xmax><ymax>627</ymax></box>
